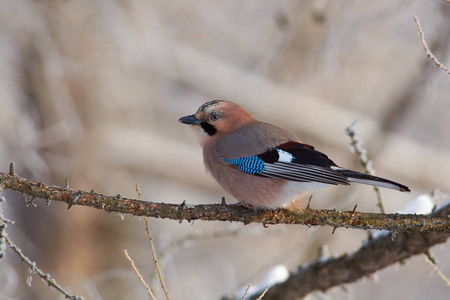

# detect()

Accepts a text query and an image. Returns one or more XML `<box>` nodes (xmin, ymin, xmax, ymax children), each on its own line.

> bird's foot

<box><xmin>235</xmin><ymin>202</ymin><xmax>255</xmax><ymax>210</ymax></box>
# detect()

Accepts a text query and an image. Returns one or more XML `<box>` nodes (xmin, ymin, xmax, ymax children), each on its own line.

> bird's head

<box><xmin>179</xmin><ymin>100</ymin><xmax>254</xmax><ymax>145</ymax></box>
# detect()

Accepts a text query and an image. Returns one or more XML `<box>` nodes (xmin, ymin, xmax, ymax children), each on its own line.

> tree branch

<box><xmin>414</xmin><ymin>16</ymin><xmax>450</xmax><ymax>75</ymax></box>
<box><xmin>0</xmin><ymin>169</ymin><xmax>448</xmax><ymax>232</ymax></box>
<box><xmin>1</xmin><ymin>168</ymin><xmax>449</xmax><ymax>300</ymax></box>
<box><xmin>252</xmin><ymin>202</ymin><xmax>450</xmax><ymax>300</ymax></box>
<box><xmin>1</xmin><ymin>197</ymin><xmax>83</xmax><ymax>300</ymax></box>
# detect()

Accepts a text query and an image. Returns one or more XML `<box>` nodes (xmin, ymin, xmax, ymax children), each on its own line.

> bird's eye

<box><xmin>210</xmin><ymin>112</ymin><xmax>219</xmax><ymax>121</ymax></box>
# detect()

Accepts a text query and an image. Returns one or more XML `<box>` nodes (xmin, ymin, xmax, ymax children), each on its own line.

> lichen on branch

<box><xmin>0</xmin><ymin>169</ymin><xmax>448</xmax><ymax>233</ymax></box>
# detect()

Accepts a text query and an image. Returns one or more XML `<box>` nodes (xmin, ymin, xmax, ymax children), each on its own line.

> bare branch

<box><xmin>414</xmin><ymin>16</ymin><xmax>450</xmax><ymax>75</ymax></box>
<box><xmin>0</xmin><ymin>171</ymin><xmax>448</xmax><ymax>232</ymax></box>
<box><xmin>136</xmin><ymin>184</ymin><xmax>171</xmax><ymax>300</ymax></box>
<box><xmin>144</xmin><ymin>218</ymin><xmax>171</xmax><ymax>300</ymax></box>
<box><xmin>424</xmin><ymin>253</ymin><xmax>450</xmax><ymax>286</ymax></box>
<box><xmin>346</xmin><ymin>121</ymin><xmax>385</xmax><ymax>213</ymax></box>
<box><xmin>123</xmin><ymin>249</ymin><xmax>156</xmax><ymax>300</ymax></box>
<box><xmin>256</xmin><ymin>286</ymin><xmax>270</xmax><ymax>300</ymax></box>
<box><xmin>2</xmin><ymin>227</ymin><xmax>83</xmax><ymax>300</ymax></box>
<box><xmin>252</xmin><ymin>203</ymin><xmax>450</xmax><ymax>300</ymax></box>
<box><xmin>1</xmin><ymin>196</ymin><xmax>82</xmax><ymax>299</ymax></box>
<box><xmin>241</xmin><ymin>284</ymin><xmax>251</xmax><ymax>300</ymax></box>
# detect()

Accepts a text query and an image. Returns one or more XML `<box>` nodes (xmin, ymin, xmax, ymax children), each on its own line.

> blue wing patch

<box><xmin>222</xmin><ymin>142</ymin><xmax>350</xmax><ymax>185</ymax></box>
<box><xmin>223</xmin><ymin>156</ymin><xmax>265</xmax><ymax>174</ymax></box>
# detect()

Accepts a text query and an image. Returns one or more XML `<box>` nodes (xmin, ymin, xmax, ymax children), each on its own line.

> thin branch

<box><xmin>136</xmin><ymin>184</ymin><xmax>171</xmax><ymax>300</ymax></box>
<box><xmin>241</xmin><ymin>284</ymin><xmax>252</xmax><ymax>300</ymax></box>
<box><xmin>144</xmin><ymin>217</ymin><xmax>170</xmax><ymax>300</ymax></box>
<box><xmin>346</xmin><ymin>121</ymin><xmax>385</xmax><ymax>213</ymax></box>
<box><xmin>414</xmin><ymin>16</ymin><xmax>450</xmax><ymax>75</ymax></box>
<box><xmin>256</xmin><ymin>286</ymin><xmax>270</xmax><ymax>300</ymax></box>
<box><xmin>123</xmin><ymin>249</ymin><xmax>156</xmax><ymax>300</ymax></box>
<box><xmin>424</xmin><ymin>253</ymin><xmax>450</xmax><ymax>286</ymax></box>
<box><xmin>252</xmin><ymin>203</ymin><xmax>450</xmax><ymax>300</ymax></box>
<box><xmin>145</xmin><ymin>219</ymin><xmax>170</xmax><ymax>300</ymax></box>
<box><xmin>0</xmin><ymin>198</ymin><xmax>7</xmax><ymax>259</ymax></box>
<box><xmin>1</xmin><ymin>196</ymin><xmax>83</xmax><ymax>299</ymax></box>
<box><xmin>0</xmin><ymin>171</ymin><xmax>448</xmax><ymax>232</ymax></box>
<box><xmin>5</xmin><ymin>234</ymin><xmax>83</xmax><ymax>300</ymax></box>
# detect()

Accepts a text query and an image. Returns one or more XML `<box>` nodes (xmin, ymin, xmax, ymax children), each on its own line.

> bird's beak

<box><xmin>179</xmin><ymin>114</ymin><xmax>202</xmax><ymax>125</ymax></box>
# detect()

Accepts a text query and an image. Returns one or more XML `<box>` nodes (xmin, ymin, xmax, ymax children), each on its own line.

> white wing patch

<box><xmin>330</xmin><ymin>166</ymin><xmax>344</xmax><ymax>171</ymax></box>
<box><xmin>277</xmin><ymin>149</ymin><xmax>294</xmax><ymax>162</ymax></box>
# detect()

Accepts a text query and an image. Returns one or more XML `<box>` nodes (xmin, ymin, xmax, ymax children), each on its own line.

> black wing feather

<box><xmin>255</xmin><ymin>141</ymin><xmax>350</xmax><ymax>185</ymax></box>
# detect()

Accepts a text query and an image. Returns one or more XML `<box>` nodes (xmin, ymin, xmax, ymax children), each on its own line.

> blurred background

<box><xmin>0</xmin><ymin>1</ymin><xmax>449</xmax><ymax>299</ymax></box>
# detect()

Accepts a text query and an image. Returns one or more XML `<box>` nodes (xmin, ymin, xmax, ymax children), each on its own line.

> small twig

<box><xmin>414</xmin><ymin>16</ymin><xmax>450</xmax><ymax>75</ymax></box>
<box><xmin>145</xmin><ymin>217</ymin><xmax>170</xmax><ymax>300</ymax></box>
<box><xmin>241</xmin><ymin>284</ymin><xmax>252</xmax><ymax>300</ymax></box>
<box><xmin>136</xmin><ymin>184</ymin><xmax>171</xmax><ymax>300</ymax></box>
<box><xmin>0</xmin><ymin>223</ymin><xmax>5</xmax><ymax>259</ymax></box>
<box><xmin>351</xmin><ymin>205</ymin><xmax>358</xmax><ymax>216</ymax></box>
<box><xmin>9</xmin><ymin>162</ymin><xmax>15</xmax><ymax>176</ymax></box>
<box><xmin>5</xmin><ymin>234</ymin><xmax>83</xmax><ymax>300</ymax></box>
<box><xmin>135</xmin><ymin>184</ymin><xmax>142</xmax><ymax>200</ymax></box>
<box><xmin>423</xmin><ymin>253</ymin><xmax>450</xmax><ymax>286</ymax></box>
<box><xmin>423</xmin><ymin>250</ymin><xmax>437</xmax><ymax>264</ymax></box>
<box><xmin>123</xmin><ymin>249</ymin><xmax>156</xmax><ymax>300</ymax></box>
<box><xmin>0</xmin><ymin>197</ymin><xmax>7</xmax><ymax>259</ymax></box>
<box><xmin>256</xmin><ymin>286</ymin><xmax>270</xmax><ymax>300</ymax></box>
<box><xmin>346</xmin><ymin>121</ymin><xmax>385</xmax><ymax>213</ymax></box>
<box><xmin>1</xmin><ymin>197</ymin><xmax>82</xmax><ymax>299</ymax></box>
<box><xmin>305</xmin><ymin>195</ymin><xmax>313</xmax><ymax>210</ymax></box>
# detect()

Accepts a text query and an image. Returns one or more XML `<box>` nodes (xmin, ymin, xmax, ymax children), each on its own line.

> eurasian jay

<box><xmin>179</xmin><ymin>100</ymin><xmax>410</xmax><ymax>209</ymax></box>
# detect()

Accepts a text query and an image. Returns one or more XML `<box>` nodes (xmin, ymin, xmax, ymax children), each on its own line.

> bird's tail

<box><xmin>336</xmin><ymin>169</ymin><xmax>410</xmax><ymax>192</ymax></box>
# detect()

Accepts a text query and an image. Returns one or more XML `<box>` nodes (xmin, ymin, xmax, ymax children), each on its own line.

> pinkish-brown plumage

<box><xmin>179</xmin><ymin>100</ymin><xmax>410</xmax><ymax>209</ymax></box>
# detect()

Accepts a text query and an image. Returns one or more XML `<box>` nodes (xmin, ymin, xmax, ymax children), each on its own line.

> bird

<box><xmin>179</xmin><ymin>100</ymin><xmax>410</xmax><ymax>209</ymax></box>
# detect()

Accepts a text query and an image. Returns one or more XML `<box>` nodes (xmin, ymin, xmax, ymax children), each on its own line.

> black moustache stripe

<box><xmin>201</xmin><ymin>122</ymin><xmax>217</xmax><ymax>136</ymax></box>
